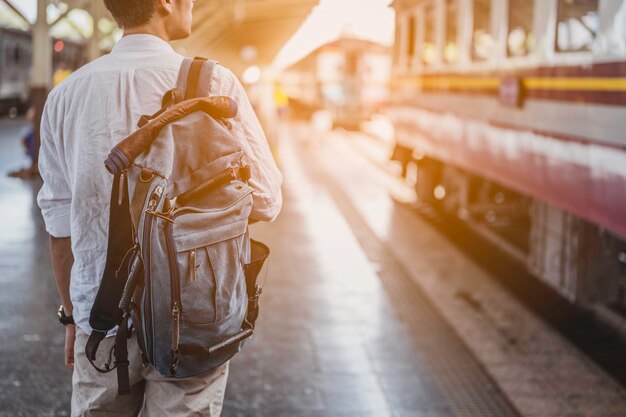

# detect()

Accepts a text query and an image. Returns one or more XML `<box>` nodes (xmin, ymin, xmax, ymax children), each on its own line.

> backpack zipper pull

<box><xmin>170</xmin><ymin>301</ymin><xmax>181</xmax><ymax>375</ymax></box>
<box><xmin>118</xmin><ymin>172</ymin><xmax>126</xmax><ymax>206</ymax></box>
<box><xmin>146</xmin><ymin>185</ymin><xmax>163</xmax><ymax>212</ymax></box>
<box><xmin>172</xmin><ymin>301</ymin><xmax>180</xmax><ymax>348</ymax></box>
<box><xmin>190</xmin><ymin>249</ymin><xmax>197</xmax><ymax>284</ymax></box>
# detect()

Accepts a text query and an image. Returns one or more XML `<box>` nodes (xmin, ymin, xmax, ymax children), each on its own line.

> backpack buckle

<box><xmin>239</xmin><ymin>165</ymin><xmax>251</xmax><ymax>182</ymax></box>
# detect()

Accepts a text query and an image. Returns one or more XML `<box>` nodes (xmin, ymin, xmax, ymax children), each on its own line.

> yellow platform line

<box><xmin>396</xmin><ymin>77</ymin><xmax>499</xmax><ymax>89</ymax></box>
<box><xmin>396</xmin><ymin>76</ymin><xmax>626</xmax><ymax>92</ymax></box>
<box><xmin>523</xmin><ymin>77</ymin><xmax>626</xmax><ymax>91</ymax></box>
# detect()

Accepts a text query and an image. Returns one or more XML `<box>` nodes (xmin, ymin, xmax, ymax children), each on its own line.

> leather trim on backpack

<box><xmin>104</xmin><ymin>96</ymin><xmax>238</xmax><ymax>176</ymax></box>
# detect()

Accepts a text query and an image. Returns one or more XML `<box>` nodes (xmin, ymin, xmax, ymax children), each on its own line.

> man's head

<box><xmin>104</xmin><ymin>0</ymin><xmax>195</xmax><ymax>41</ymax></box>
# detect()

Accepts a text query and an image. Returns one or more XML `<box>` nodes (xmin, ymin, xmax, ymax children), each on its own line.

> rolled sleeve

<box><xmin>37</xmin><ymin>97</ymin><xmax>72</xmax><ymax>238</ymax></box>
<box><xmin>218</xmin><ymin>67</ymin><xmax>283</xmax><ymax>222</ymax></box>
<box><xmin>38</xmin><ymin>201</ymin><xmax>71</xmax><ymax>237</ymax></box>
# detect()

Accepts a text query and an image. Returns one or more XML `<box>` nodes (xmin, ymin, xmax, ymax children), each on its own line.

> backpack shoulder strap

<box><xmin>176</xmin><ymin>57</ymin><xmax>218</xmax><ymax>100</ymax></box>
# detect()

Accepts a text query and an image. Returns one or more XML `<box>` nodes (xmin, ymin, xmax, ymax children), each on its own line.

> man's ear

<box><xmin>155</xmin><ymin>0</ymin><xmax>173</xmax><ymax>15</ymax></box>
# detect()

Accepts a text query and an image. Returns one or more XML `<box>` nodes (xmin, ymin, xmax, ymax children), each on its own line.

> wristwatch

<box><xmin>57</xmin><ymin>305</ymin><xmax>75</xmax><ymax>326</ymax></box>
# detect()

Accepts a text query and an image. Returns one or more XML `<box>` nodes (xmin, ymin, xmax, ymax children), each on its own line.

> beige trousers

<box><xmin>72</xmin><ymin>329</ymin><xmax>229</xmax><ymax>417</ymax></box>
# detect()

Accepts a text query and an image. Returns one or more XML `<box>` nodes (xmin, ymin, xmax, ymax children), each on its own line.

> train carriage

<box><xmin>282</xmin><ymin>37</ymin><xmax>391</xmax><ymax>128</ymax></box>
<box><xmin>0</xmin><ymin>28</ymin><xmax>31</xmax><ymax>114</ymax></box>
<box><xmin>388</xmin><ymin>0</ymin><xmax>626</xmax><ymax>308</ymax></box>
<box><xmin>0</xmin><ymin>27</ymin><xmax>85</xmax><ymax>115</ymax></box>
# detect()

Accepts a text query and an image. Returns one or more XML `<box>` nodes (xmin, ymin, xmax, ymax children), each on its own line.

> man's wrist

<box><xmin>57</xmin><ymin>305</ymin><xmax>75</xmax><ymax>326</ymax></box>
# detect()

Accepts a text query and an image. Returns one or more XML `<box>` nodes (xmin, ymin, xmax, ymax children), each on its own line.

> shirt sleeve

<box><xmin>37</xmin><ymin>94</ymin><xmax>72</xmax><ymax>238</ymax></box>
<box><xmin>216</xmin><ymin>66</ymin><xmax>283</xmax><ymax>222</ymax></box>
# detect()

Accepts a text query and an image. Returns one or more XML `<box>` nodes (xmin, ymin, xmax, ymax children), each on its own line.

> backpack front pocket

<box><xmin>169</xmin><ymin>183</ymin><xmax>253</xmax><ymax>326</ymax></box>
<box><xmin>174</xmin><ymin>219</ymin><xmax>248</xmax><ymax>324</ymax></box>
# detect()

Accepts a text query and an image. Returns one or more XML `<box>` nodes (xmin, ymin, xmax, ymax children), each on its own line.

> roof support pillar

<box><xmin>31</xmin><ymin>0</ymin><xmax>52</xmax><ymax>89</ymax></box>
<box><xmin>86</xmin><ymin>31</ymin><xmax>101</xmax><ymax>62</ymax></box>
<box><xmin>85</xmin><ymin>1</ymin><xmax>109</xmax><ymax>61</ymax></box>
<box><xmin>86</xmin><ymin>2</ymin><xmax>101</xmax><ymax>61</ymax></box>
<box><xmin>30</xmin><ymin>0</ymin><xmax>52</xmax><ymax>169</ymax></box>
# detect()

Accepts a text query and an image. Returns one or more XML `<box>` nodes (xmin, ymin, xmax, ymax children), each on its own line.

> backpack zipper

<box><xmin>142</xmin><ymin>184</ymin><xmax>163</xmax><ymax>363</ymax></box>
<box><xmin>169</xmin><ymin>187</ymin><xmax>254</xmax><ymax>217</ymax></box>
<box><xmin>176</xmin><ymin>166</ymin><xmax>243</xmax><ymax>206</ymax></box>
<box><xmin>164</xmin><ymin>220</ymin><xmax>182</xmax><ymax>374</ymax></box>
<box><xmin>164</xmin><ymin>221</ymin><xmax>182</xmax><ymax>314</ymax></box>
<box><xmin>170</xmin><ymin>300</ymin><xmax>181</xmax><ymax>375</ymax></box>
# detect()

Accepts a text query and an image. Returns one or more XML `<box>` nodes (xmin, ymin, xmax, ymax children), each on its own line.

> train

<box><xmin>0</xmin><ymin>27</ymin><xmax>85</xmax><ymax>115</ymax></box>
<box><xmin>388</xmin><ymin>0</ymin><xmax>626</xmax><ymax>312</ymax></box>
<box><xmin>281</xmin><ymin>37</ymin><xmax>392</xmax><ymax>129</ymax></box>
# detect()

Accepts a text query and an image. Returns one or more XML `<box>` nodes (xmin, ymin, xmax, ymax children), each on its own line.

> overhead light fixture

<box><xmin>243</xmin><ymin>65</ymin><xmax>262</xmax><ymax>84</ymax></box>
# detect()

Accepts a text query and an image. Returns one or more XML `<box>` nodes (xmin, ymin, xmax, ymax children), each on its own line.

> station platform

<box><xmin>1</xmin><ymin>117</ymin><xmax>625</xmax><ymax>417</ymax></box>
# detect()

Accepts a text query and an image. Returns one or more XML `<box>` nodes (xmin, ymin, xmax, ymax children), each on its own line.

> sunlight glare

<box><xmin>273</xmin><ymin>0</ymin><xmax>395</xmax><ymax>71</ymax></box>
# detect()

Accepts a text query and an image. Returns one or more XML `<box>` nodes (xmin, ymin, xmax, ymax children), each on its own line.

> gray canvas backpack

<box><xmin>85</xmin><ymin>58</ymin><xmax>270</xmax><ymax>394</ymax></box>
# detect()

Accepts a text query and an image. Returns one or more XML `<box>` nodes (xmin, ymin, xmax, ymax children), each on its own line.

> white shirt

<box><xmin>37</xmin><ymin>34</ymin><xmax>283</xmax><ymax>334</ymax></box>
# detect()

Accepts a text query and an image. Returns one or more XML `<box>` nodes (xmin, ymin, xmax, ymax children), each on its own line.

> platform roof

<box><xmin>2</xmin><ymin>0</ymin><xmax>318</xmax><ymax>75</ymax></box>
<box><xmin>174</xmin><ymin>0</ymin><xmax>319</xmax><ymax>74</ymax></box>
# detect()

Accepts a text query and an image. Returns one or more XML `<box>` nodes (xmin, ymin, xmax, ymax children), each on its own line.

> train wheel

<box><xmin>415</xmin><ymin>157</ymin><xmax>442</xmax><ymax>204</ymax></box>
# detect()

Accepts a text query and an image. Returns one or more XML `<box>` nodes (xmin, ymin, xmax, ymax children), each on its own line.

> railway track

<box><xmin>407</xmin><ymin>200</ymin><xmax>626</xmax><ymax>388</ymax></box>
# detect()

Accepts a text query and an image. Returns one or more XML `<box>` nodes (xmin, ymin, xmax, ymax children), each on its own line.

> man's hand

<box><xmin>49</xmin><ymin>236</ymin><xmax>75</xmax><ymax>369</ymax></box>
<box><xmin>65</xmin><ymin>324</ymin><xmax>76</xmax><ymax>370</ymax></box>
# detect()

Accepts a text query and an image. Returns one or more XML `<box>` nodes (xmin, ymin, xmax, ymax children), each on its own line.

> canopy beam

<box><xmin>1</xmin><ymin>0</ymin><xmax>30</xmax><ymax>25</ymax></box>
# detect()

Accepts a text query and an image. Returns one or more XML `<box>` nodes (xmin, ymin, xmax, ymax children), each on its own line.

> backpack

<box><xmin>85</xmin><ymin>58</ymin><xmax>270</xmax><ymax>394</ymax></box>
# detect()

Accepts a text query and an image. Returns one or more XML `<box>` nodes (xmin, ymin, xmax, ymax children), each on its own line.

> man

<box><xmin>37</xmin><ymin>0</ymin><xmax>283</xmax><ymax>415</ymax></box>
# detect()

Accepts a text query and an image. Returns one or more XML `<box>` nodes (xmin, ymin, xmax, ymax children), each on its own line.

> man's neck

<box><xmin>123</xmin><ymin>21</ymin><xmax>171</xmax><ymax>42</ymax></box>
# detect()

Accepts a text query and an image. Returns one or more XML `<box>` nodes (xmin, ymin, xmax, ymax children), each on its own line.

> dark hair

<box><xmin>103</xmin><ymin>0</ymin><xmax>155</xmax><ymax>29</ymax></box>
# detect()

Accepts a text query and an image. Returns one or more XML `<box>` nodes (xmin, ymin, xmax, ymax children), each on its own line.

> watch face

<box><xmin>58</xmin><ymin>306</ymin><xmax>74</xmax><ymax>325</ymax></box>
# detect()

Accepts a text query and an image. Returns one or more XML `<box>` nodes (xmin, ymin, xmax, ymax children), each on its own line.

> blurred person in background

<box><xmin>7</xmin><ymin>106</ymin><xmax>38</xmax><ymax>179</ymax></box>
<box><xmin>53</xmin><ymin>62</ymin><xmax>73</xmax><ymax>86</ymax></box>
<box><xmin>8</xmin><ymin>62</ymin><xmax>73</xmax><ymax>179</ymax></box>
<box><xmin>273</xmin><ymin>81</ymin><xmax>289</xmax><ymax>121</ymax></box>
<box><xmin>310</xmin><ymin>108</ymin><xmax>333</xmax><ymax>147</ymax></box>
<box><xmin>36</xmin><ymin>0</ymin><xmax>283</xmax><ymax>415</ymax></box>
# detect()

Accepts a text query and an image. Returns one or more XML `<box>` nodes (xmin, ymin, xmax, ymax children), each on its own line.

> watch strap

<box><xmin>58</xmin><ymin>305</ymin><xmax>75</xmax><ymax>326</ymax></box>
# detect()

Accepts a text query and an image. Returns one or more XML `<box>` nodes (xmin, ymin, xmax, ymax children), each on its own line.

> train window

<box><xmin>13</xmin><ymin>45</ymin><xmax>20</xmax><ymax>65</ymax></box>
<box><xmin>508</xmin><ymin>0</ymin><xmax>535</xmax><ymax>57</ymax></box>
<box><xmin>394</xmin><ymin>21</ymin><xmax>402</xmax><ymax>65</ymax></box>
<box><xmin>445</xmin><ymin>0</ymin><xmax>459</xmax><ymax>64</ymax></box>
<box><xmin>422</xmin><ymin>3</ymin><xmax>436</xmax><ymax>65</ymax></box>
<box><xmin>407</xmin><ymin>14</ymin><xmax>416</xmax><ymax>59</ymax></box>
<box><xmin>346</xmin><ymin>52</ymin><xmax>358</xmax><ymax>75</ymax></box>
<box><xmin>556</xmin><ymin>0</ymin><xmax>599</xmax><ymax>52</ymax></box>
<box><xmin>472</xmin><ymin>0</ymin><xmax>494</xmax><ymax>61</ymax></box>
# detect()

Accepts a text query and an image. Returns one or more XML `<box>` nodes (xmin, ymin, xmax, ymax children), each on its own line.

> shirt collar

<box><xmin>111</xmin><ymin>34</ymin><xmax>175</xmax><ymax>54</ymax></box>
